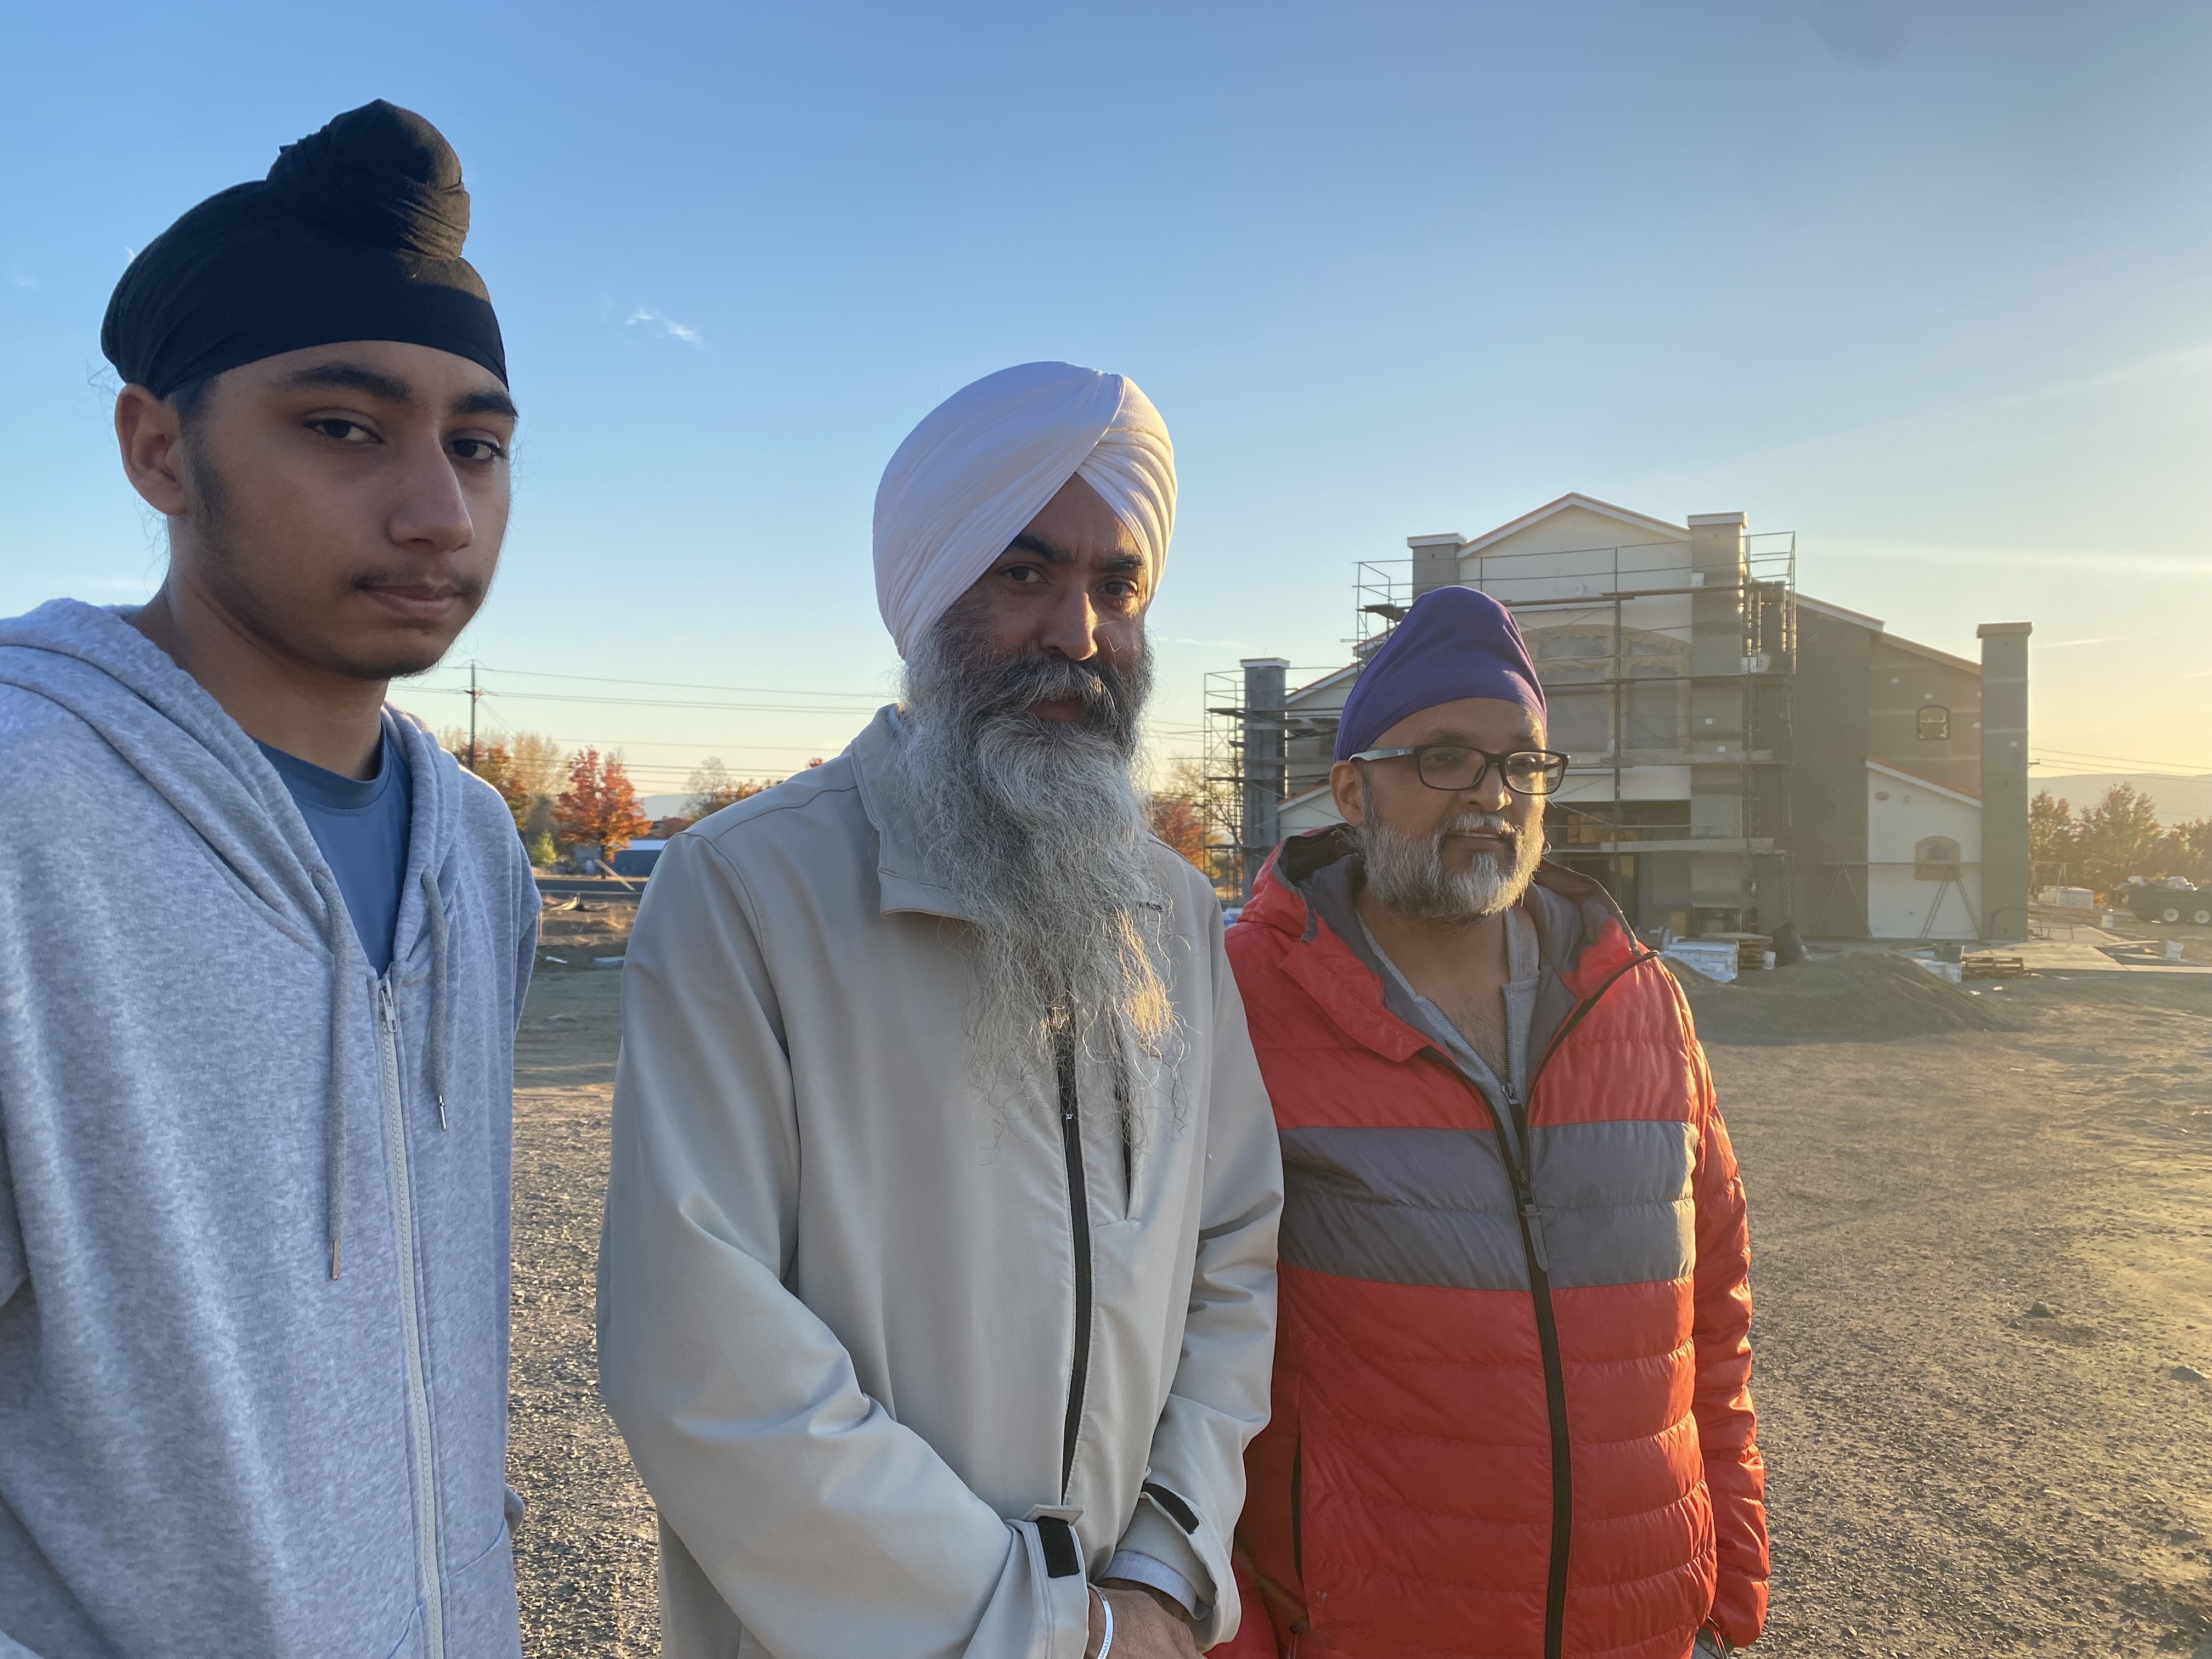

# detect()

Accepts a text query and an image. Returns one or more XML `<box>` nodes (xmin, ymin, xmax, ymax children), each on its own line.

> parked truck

<box><xmin>2113</xmin><ymin>876</ymin><xmax>2212</xmax><ymax>927</ymax></box>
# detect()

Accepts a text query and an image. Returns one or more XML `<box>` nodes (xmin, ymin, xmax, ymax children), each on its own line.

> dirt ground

<box><xmin>506</xmin><ymin>905</ymin><xmax>2212</xmax><ymax>1656</ymax></box>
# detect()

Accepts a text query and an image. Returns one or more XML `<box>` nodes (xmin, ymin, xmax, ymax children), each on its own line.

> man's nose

<box><xmin>386</xmin><ymin>433</ymin><xmax>475</xmax><ymax>555</ymax></box>
<box><xmin>1468</xmin><ymin>763</ymin><xmax>1514</xmax><ymax>813</ymax></box>
<box><xmin>1037</xmin><ymin>586</ymin><xmax>1101</xmax><ymax>662</ymax></box>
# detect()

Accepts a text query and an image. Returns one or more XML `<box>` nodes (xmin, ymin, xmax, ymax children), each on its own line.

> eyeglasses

<box><xmin>1350</xmin><ymin>743</ymin><xmax>1571</xmax><ymax>795</ymax></box>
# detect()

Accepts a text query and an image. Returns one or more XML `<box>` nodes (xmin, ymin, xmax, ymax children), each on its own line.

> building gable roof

<box><xmin>1286</xmin><ymin>661</ymin><xmax>1360</xmax><ymax>708</ymax></box>
<box><xmin>1869</xmin><ymin>759</ymin><xmax>1982</xmax><ymax>807</ymax></box>
<box><xmin>1875</xmin><ymin>631</ymin><xmax>1981</xmax><ymax>676</ymax></box>
<box><xmin>1797</xmin><ymin>592</ymin><xmax>1886</xmax><ymax>631</ymax></box>
<box><xmin>1452</xmin><ymin>492</ymin><xmax>1691</xmax><ymax>558</ymax></box>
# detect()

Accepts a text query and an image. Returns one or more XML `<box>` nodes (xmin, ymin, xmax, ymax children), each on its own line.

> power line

<box><xmin>403</xmin><ymin>685</ymin><xmax>882</xmax><ymax>715</ymax></box>
<box><xmin>407</xmin><ymin>664</ymin><xmax>883</xmax><ymax>701</ymax></box>
<box><xmin>2030</xmin><ymin>746</ymin><xmax>2212</xmax><ymax>774</ymax></box>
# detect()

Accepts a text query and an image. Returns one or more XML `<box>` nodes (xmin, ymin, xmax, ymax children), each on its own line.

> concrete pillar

<box><xmin>1686</xmin><ymin>512</ymin><xmax>1748</xmax><ymax>923</ymax></box>
<box><xmin>1977</xmin><ymin>622</ymin><xmax>2033</xmax><ymax>941</ymax></box>
<box><xmin>1239</xmin><ymin>657</ymin><xmax>1289</xmax><ymax>899</ymax></box>
<box><xmin>1406</xmin><ymin>534</ymin><xmax>1466</xmax><ymax>598</ymax></box>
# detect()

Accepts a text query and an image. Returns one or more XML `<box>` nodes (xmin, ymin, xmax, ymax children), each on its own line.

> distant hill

<box><xmin>2032</xmin><ymin>774</ymin><xmax>2212</xmax><ymax>823</ymax></box>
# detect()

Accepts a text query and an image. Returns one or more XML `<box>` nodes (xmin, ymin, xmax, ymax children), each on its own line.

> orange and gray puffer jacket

<box><xmin>1223</xmin><ymin>828</ymin><xmax>1766</xmax><ymax>1659</ymax></box>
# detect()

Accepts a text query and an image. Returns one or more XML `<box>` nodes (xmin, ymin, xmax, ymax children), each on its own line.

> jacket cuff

<box><xmin>1113</xmin><ymin>1504</ymin><xmax>1215</xmax><ymax>1620</ymax></box>
<box><xmin>1102</xmin><ymin>1550</ymin><xmax>1201</xmax><ymax>1617</ymax></box>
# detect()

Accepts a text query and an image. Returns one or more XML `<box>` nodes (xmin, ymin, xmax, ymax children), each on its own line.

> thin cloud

<box><xmin>1693</xmin><ymin>341</ymin><xmax>2212</xmax><ymax>477</ymax></box>
<box><xmin>625</xmin><ymin>306</ymin><xmax>704</xmax><ymax>348</ymax></box>
<box><xmin>1820</xmin><ymin>539</ymin><xmax>2212</xmax><ymax>580</ymax></box>
<box><xmin>7</xmin><ymin>261</ymin><xmax>36</xmax><ymax>290</ymax></box>
<box><xmin>2034</xmin><ymin>635</ymin><xmax>2131</xmax><ymax>649</ymax></box>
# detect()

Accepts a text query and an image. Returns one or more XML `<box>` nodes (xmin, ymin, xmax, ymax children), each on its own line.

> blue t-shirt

<box><xmin>258</xmin><ymin>726</ymin><xmax>414</xmax><ymax>976</ymax></box>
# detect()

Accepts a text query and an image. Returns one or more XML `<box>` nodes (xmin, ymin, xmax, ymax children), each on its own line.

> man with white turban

<box><xmin>600</xmin><ymin>363</ymin><xmax>1283</xmax><ymax>1659</ymax></box>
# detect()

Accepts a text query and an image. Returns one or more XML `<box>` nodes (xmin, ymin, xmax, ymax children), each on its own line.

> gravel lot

<box><xmin>506</xmin><ymin>922</ymin><xmax>2212</xmax><ymax>1656</ymax></box>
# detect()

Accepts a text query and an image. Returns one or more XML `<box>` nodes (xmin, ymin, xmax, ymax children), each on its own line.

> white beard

<box><xmin>1357</xmin><ymin>790</ymin><xmax>1544</xmax><ymax>922</ymax></box>
<box><xmin>890</xmin><ymin>602</ymin><xmax>1176</xmax><ymax>1097</ymax></box>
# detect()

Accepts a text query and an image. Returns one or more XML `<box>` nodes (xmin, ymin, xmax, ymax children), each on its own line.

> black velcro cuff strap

<box><xmin>1037</xmin><ymin>1515</ymin><xmax>1084</xmax><ymax>1579</ymax></box>
<box><xmin>1141</xmin><ymin>1481</ymin><xmax>1201</xmax><ymax>1534</ymax></box>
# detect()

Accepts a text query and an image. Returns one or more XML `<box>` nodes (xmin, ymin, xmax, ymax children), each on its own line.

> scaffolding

<box><xmin>1207</xmin><ymin>533</ymin><xmax>1799</xmax><ymax>926</ymax></box>
<box><xmin>1200</xmin><ymin>663</ymin><xmax>1346</xmax><ymax>901</ymax></box>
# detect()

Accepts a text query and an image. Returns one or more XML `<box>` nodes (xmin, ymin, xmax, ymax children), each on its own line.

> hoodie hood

<box><xmin>0</xmin><ymin>598</ymin><xmax>465</xmax><ymax>1274</ymax></box>
<box><xmin>0</xmin><ymin>599</ymin><xmax>463</xmax><ymax>928</ymax></box>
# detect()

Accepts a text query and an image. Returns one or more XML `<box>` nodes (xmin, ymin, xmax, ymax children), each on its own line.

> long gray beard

<box><xmin>891</xmin><ymin>603</ymin><xmax>1176</xmax><ymax>1096</ymax></box>
<box><xmin>1357</xmin><ymin>785</ymin><xmax>1545</xmax><ymax>922</ymax></box>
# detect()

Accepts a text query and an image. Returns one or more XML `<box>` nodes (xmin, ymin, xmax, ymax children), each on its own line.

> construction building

<box><xmin>1204</xmin><ymin>493</ymin><xmax>2032</xmax><ymax>941</ymax></box>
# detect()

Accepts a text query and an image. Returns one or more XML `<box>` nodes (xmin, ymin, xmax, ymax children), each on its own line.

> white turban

<box><xmin>873</xmin><ymin>361</ymin><xmax>1177</xmax><ymax>659</ymax></box>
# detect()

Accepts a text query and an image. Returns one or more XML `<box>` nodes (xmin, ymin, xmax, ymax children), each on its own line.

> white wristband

<box><xmin>1092</xmin><ymin>1586</ymin><xmax>1115</xmax><ymax>1659</ymax></box>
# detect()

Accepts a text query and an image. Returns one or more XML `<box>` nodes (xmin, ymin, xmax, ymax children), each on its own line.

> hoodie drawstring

<box><xmin>311</xmin><ymin>868</ymin><xmax>352</xmax><ymax>1281</ymax></box>
<box><xmin>420</xmin><ymin>867</ymin><xmax>452</xmax><ymax>1131</ymax></box>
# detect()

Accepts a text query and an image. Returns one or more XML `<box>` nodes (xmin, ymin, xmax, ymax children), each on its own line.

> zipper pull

<box><xmin>377</xmin><ymin>977</ymin><xmax>397</xmax><ymax>1032</ymax></box>
<box><xmin>1522</xmin><ymin>1203</ymin><xmax>1550</xmax><ymax>1274</ymax></box>
<box><xmin>1515</xmin><ymin>1170</ymin><xmax>1551</xmax><ymax>1274</ymax></box>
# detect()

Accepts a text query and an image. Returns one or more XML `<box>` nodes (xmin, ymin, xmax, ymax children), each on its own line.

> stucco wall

<box><xmin>1792</xmin><ymin>605</ymin><xmax>1875</xmax><ymax>935</ymax></box>
<box><xmin>1869</xmin><ymin>636</ymin><xmax>1982</xmax><ymax>798</ymax></box>
<box><xmin>1865</xmin><ymin>765</ymin><xmax>1984</xmax><ymax>940</ymax></box>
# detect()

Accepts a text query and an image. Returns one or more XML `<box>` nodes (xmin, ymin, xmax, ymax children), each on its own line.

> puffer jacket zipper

<box><xmin>1506</xmin><ymin>946</ymin><xmax>1662</xmax><ymax>1659</ymax></box>
<box><xmin>1054</xmin><ymin>1027</ymin><xmax>1093</xmax><ymax>1499</ymax></box>
<box><xmin>1492</xmin><ymin>1083</ymin><xmax>1571</xmax><ymax>1659</ymax></box>
<box><xmin>1420</xmin><ymin>945</ymin><xmax>1653</xmax><ymax>1659</ymax></box>
<box><xmin>378</xmin><ymin>974</ymin><xmax>446</xmax><ymax>1658</ymax></box>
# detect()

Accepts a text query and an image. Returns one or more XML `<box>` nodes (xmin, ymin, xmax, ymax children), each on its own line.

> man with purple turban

<box><xmin>1221</xmin><ymin>586</ymin><xmax>1767</xmax><ymax>1659</ymax></box>
<box><xmin>600</xmin><ymin>363</ymin><xmax>1282</xmax><ymax>1659</ymax></box>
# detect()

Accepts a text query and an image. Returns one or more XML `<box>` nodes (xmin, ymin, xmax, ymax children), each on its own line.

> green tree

<box><xmin>2028</xmin><ymin>791</ymin><xmax>2078</xmax><ymax>886</ymax></box>
<box><xmin>685</xmin><ymin>756</ymin><xmax>771</xmax><ymax>820</ymax></box>
<box><xmin>525</xmin><ymin>829</ymin><xmax>556</xmax><ymax>868</ymax></box>
<box><xmin>2070</xmin><ymin>782</ymin><xmax>2164</xmax><ymax>896</ymax></box>
<box><xmin>2150</xmin><ymin>818</ymin><xmax>2212</xmax><ymax>886</ymax></box>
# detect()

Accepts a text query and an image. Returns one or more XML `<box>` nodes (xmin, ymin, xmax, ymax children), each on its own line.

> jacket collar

<box><xmin>848</xmin><ymin>704</ymin><xmax>980</xmax><ymax>922</ymax></box>
<box><xmin>1243</xmin><ymin>825</ymin><xmax>1641</xmax><ymax>1066</ymax></box>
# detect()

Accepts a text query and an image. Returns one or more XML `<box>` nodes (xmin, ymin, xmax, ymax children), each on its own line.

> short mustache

<box><xmin>346</xmin><ymin>569</ymin><xmax>484</xmax><ymax>602</ymax></box>
<box><xmin>1437</xmin><ymin>810</ymin><xmax>1516</xmax><ymax>842</ymax></box>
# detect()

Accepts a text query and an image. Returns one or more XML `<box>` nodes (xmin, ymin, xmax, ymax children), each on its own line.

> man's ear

<box><xmin>1329</xmin><ymin>759</ymin><xmax>1366</xmax><ymax>827</ymax></box>
<box><xmin>114</xmin><ymin>385</ymin><xmax>192</xmax><ymax>517</ymax></box>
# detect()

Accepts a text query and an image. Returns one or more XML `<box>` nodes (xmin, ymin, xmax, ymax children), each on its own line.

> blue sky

<box><xmin>4</xmin><ymin>1</ymin><xmax>2207</xmax><ymax>802</ymax></box>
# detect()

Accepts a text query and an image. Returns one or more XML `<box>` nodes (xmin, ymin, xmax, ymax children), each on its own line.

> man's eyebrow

<box><xmin>1003</xmin><ymin>532</ymin><xmax>1072</xmax><ymax>566</ymax></box>
<box><xmin>1100</xmin><ymin>552</ymin><xmax>1145</xmax><ymax>575</ymax></box>
<box><xmin>1413</xmin><ymin>729</ymin><xmax>1542</xmax><ymax>747</ymax></box>
<box><xmin>283</xmin><ymin>362</ymin><xmax>415</xmax><ymax>403</ymax></box>
<box><xmin>452</xmin><ymin>387</ymin><xmax>519</xmax><ymax>421</ymax></box>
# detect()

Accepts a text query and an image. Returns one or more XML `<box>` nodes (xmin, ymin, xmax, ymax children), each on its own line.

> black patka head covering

<box><xmin>103</xmin><ymin>100</ymin><xmax>506</xmax><ymax>397</ymax></box>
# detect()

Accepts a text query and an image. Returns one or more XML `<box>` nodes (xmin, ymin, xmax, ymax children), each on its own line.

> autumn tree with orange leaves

<box><xmin>554</xmin><ymin>748</ymin><xmax>651</xmax><ymax>866</ymax></box>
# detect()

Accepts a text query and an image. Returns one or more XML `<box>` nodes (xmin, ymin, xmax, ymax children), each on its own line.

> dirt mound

<box><xmin>1675</xmin><ymin>948</ymin><xmax>2016</xmax><ymax>1045</ymax></box>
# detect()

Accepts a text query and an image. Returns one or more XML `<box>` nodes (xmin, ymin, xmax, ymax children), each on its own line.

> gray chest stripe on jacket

<box><xmin>1280</xmin><ymin>1119</ymin><xmax>1696</xmax><ymax>1293</ymax></box>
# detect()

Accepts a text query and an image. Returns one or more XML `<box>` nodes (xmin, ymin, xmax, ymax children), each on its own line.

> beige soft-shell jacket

<box><xmin>598</xmin><ymin>708</ymin><xmax>1283</xmax><ymax>1659</ymax></box>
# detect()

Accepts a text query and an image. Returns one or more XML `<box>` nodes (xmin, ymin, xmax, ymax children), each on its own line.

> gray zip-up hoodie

<box><xmin>0</xmin><ymin>600</ymin><xmax>537</xmax><ymax>1659</ymax></box>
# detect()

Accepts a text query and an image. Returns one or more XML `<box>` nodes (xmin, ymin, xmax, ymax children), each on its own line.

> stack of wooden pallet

<box><xmin>1962</xmin><ymin>952</ymin><xmax>2028</xmax><ymax>979</ymax></box>
<box><xmin>1698</xmin><ymin>932</ymin><xmax>1774</xmax><ymax>971</ymax></box>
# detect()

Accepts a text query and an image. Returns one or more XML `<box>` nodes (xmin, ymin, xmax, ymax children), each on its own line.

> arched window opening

<box><xmin>1914</xmin><ymin>835</ymin><xmax>1961</xmax><ymax>881</ymax></box>
<box><xmin>1917</xmin><ymin>704</ymin><xmax>1951</xmax><ymax>741</ymax></box>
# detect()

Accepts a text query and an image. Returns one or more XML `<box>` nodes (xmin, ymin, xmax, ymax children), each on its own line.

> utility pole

<box><xmin>466</xmin><ymin>661</ymin><xmax>479</xmax><ymax>770</ymax></box>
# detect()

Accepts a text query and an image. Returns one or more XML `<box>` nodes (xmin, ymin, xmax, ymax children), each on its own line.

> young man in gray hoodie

<box><xmin>0</xmin><ymin>103</ymin><xmax>538</xmax><ymax>1659</ymax></box>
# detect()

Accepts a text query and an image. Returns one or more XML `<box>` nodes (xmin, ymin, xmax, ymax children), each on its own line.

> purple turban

<box><xmin>1334</xmin><ymin>586</ymin><xmax>1545</xmax><ymax>761</ymax></box>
